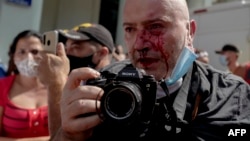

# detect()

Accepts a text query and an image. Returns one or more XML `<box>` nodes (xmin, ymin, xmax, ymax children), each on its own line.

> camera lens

<box><xmin>101</xmin><ymin>82</ymin><xmax>142</xmax><ymax>123</ymax></box>
<box><xmin>106</xmin><ymin>88</ymin><xmax>134</xmax><ymax>117</ymax></box>
<box><xmin>43</xmin><ymin>35</ymin><xmax>46</xmax><ymax>45</ymax></box>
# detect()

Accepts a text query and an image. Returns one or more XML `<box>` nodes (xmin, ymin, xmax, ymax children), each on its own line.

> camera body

<box><xmin>86</xmin><ymin>67</ymin><xmax>157</xmax><ymax>127</ymax></box>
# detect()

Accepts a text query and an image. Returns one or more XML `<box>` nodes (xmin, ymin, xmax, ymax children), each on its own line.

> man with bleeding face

<box><xmin>47</xmin><ymin>0</ymin><xmax>250</xmax><ymax>141</ymax></box>
<box><xmin>123</xmin><ymin>0</ymin><xmax>196</xmax><ymax>83</ymax></box>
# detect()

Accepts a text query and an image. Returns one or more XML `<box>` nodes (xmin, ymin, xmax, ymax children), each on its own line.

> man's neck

<box><xmin>95</xmin><ymin>59</ymin><xmax>111</xmax><ymax>70</ymax></box>
<box><xmin>156</xmin><ymin>78</ymin><xmax>183</xmax><ymax>99</ymax></box>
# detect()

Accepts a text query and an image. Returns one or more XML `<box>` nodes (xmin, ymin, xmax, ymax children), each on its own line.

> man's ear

<box><xmin>97</xmin><ymin>46</ymin><xmax>109</xmax><ymax>58</ymax></box>
<box><xmin>187</xmin><ymin>19</ymin><xmax>196</xmax><ymax>46</ymax></box>
<box><xmin>235</xmin><ymin>53</ymin><xmax>239</xmax><ymax>59</ymax></box>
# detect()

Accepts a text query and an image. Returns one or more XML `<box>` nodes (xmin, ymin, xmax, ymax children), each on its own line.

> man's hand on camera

<box><xmin>60</xmin><ymin>67</ymin><xmax>103</xmax><ymax>141</ymax></box>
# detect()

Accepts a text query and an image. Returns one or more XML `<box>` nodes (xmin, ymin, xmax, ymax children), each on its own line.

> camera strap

<box><xmin>152</xmin><ymin>63</ymin><xmax>195</xmax><ymax>138</ymax></box>
<box><xmin>174</xmin><ymin>63</ymin><xmax>196</xmax><ymax>119</ymax></box>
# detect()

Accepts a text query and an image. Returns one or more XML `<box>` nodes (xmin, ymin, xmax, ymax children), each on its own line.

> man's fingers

<box><xmin>63</xmin><ymin>86</ymin><xmax>104</xmax><ymax>105</ymax></box>
<box><xmin>65</xmin><ymin>67</ymin><xmax>100</xmax><ymax>90</ymax></box>
<box><xmin>56</xmin><ymin>42</ymin><xmax>66</xmax><ymax>57</ymax></box>
<box><xmin>63</xmin><ymin>99</ymin><xmax>100</xmax><ymax>119</ymax></box>
<box><xmin>62</xmin><ymin>114</ymin><xmax>101</xmax><ymax>133</ymax></box>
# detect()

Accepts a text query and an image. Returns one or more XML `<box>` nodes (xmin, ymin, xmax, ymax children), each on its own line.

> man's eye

<box><xmin>125</xmin><ymin>27</ymin><xmax>135</xmax><ymax>33</ymax></box>
<box><xmin>149</xmin><ymin>24</ymin><xmax>162</xmax><ymax>30</ymax></box>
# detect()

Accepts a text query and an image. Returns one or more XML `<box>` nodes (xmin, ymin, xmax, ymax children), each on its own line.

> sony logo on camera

<box><xmin>117</xmin><ymin>67</ymin><xmax>145</xmax><ymax>79</ymax></box>
<box><xmin>121</xmin><ymin>72</ymin><xmax>137</xmax><ymax>77</ymax></box>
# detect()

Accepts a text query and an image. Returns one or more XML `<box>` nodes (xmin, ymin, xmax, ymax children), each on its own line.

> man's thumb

<box><xmin>56</xmin><ymin>42</ymin><xmax>66</xmax><ymax>57</ymax></box>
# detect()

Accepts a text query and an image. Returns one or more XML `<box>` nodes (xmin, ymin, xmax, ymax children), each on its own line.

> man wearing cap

<box><xmin>36</xmin><ymin>23</ymin><xmax>116</xmax><ymax>136</ymax></box>
<box><xmin>59</xmin><ymin>23</ymin><xmax>115</xmax><ymax>72</ymax></box>
<box><xmin>215</xmin><ymin>44</ymin><xmax>250</xmax><ymax>84</ymax></box>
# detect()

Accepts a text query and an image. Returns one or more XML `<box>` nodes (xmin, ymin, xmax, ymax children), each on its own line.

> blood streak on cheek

<box><xmin>146</xmin><ymin>33</ymin><xmax>169</xmax><ymax>72</ymax></box>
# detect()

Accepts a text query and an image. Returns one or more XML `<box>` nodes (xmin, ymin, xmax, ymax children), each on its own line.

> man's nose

<box><xmin>65</xmin><ymin>47</ymin><xmax>70</xmax><ymax>54</ymax></box>
<box><xmin>65</xmin><ymin>44</ymin><xmax>76</xmax><ymax>54</ymax></box>
<box><xmin>134</xmin><ymin>31</ymin><xmax>150</xmax><ymax>51</ymax></box>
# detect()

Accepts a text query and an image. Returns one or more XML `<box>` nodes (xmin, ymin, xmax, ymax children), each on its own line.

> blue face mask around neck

<box><xmin>165</xmin><ymin>47</ymin><xmax>197</xmax><ymax>85</ymax></box>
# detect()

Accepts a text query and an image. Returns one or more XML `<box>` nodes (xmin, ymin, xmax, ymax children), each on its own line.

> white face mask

<box><xmin>15</xmin><ymin>57</ymin><xmax>38</xmax><ymax>77</ymax></box>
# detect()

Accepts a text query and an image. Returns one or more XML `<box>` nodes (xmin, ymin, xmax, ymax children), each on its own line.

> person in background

<box><xmin>37</xmin><ymin>23</ymin><xmax>115</xmax><ymax>136</ymax></box>
<box><xmin>194</xmin><ymin>48</ymin><xmax>209</xmax><ymax>64</ymax></box>
<box><xmin>60</xmin><ymin>22</ymin><xmax>114</xmax><ymax>72</ymax></box>
<box><xmin>41</xmin><ymin>0</ymin><xmax>250</xmax><ymax>140</ymax></box>
<box><xmin>112</xmin><ymin>44</ymin><xmax>126</xmax><ymax>62</ymax></box>
<box><xmin>0</xmin><ymin>30</ymin><xmax>50</xmax><ymax>141</ymax></box>
<box><xmin>0</xmin><ymin>59</ymin><xmax>6</xmax><ymax>78</ymax></box>
<box><xmin>215</xmin><ymin>44</ymin><xmax>250</xmax><ymax>84</ymax></box>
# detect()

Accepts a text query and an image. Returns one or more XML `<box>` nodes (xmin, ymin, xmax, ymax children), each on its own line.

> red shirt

<box><xmin>0</xmin><ymin>75</ymin><xmax>49</xmax><ymax>138</ymax></box>
<box><xmin>244</xmin><ymin>63</ymin><xmax>250</xmax><ymax>85</ymax></box>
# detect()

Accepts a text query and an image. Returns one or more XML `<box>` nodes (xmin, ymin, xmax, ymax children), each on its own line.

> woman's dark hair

<box><xmin>6</xmin><ymin>30</ymin><xmax>42</xmax><ymax>76</ymax></box>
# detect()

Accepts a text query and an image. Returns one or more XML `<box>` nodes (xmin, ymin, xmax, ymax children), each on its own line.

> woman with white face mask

<box><xmin>0</xmin><ymin>30</ymin><xmax>50</xmax><ymax>140</ymax></box>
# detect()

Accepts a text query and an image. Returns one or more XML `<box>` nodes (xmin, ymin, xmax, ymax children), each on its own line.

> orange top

<box><xmin>0</xmin><ymin>75</ymin><xmax>49</xmax><ymax>138</ymax></box>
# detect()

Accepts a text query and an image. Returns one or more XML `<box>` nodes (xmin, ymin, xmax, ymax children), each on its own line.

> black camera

<box><xmin>86</xmin><ymin>67</ymin><xmax>157</xmax><ymax>127</ymax></box>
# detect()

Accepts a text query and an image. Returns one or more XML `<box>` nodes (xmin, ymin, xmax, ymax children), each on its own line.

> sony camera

<box><xmin>86</xmin><ymin>67</ymin><xmax>157</xmax><ymax>128</ymax></box>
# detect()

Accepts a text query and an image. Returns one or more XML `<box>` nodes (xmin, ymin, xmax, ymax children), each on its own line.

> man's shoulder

<box><xmin>195</xmin><ymin>61</ymin><xmax>225</xmax><ymax>78</ymax></box>
<box><xmin>195</xmin><ymin>61</ymin><xmax>249</xmax><ymax>87</ymax></box>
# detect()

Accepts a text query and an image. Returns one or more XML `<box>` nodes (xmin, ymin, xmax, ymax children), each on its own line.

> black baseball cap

<box><xmin>59</xmin><ymin>23</ymin><xmax>114</xmax><ymax>52</ymax></box>
<box><xmin>215</xmin><ymin>44</ymin><xmax>239</xmax><ymax>54</ymax></box>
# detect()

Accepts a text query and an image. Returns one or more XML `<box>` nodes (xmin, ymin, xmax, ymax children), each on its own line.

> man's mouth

<box><xmin>137</xmin><ymin>58</ymin><xmax>159</xmax><ymax>67</ymax></box>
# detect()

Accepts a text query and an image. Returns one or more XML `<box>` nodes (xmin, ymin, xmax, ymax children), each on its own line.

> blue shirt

<box><xmin>0</xmin><ymin>64</ymin><xmax>6</xmax><ymax>78</ymax></box>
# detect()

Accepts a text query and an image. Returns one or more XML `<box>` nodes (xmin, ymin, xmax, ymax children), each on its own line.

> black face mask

<box><xmin>67</xmin><ymin>54</ymin><xmax>97</xmax><ymax>72</ymax></box>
